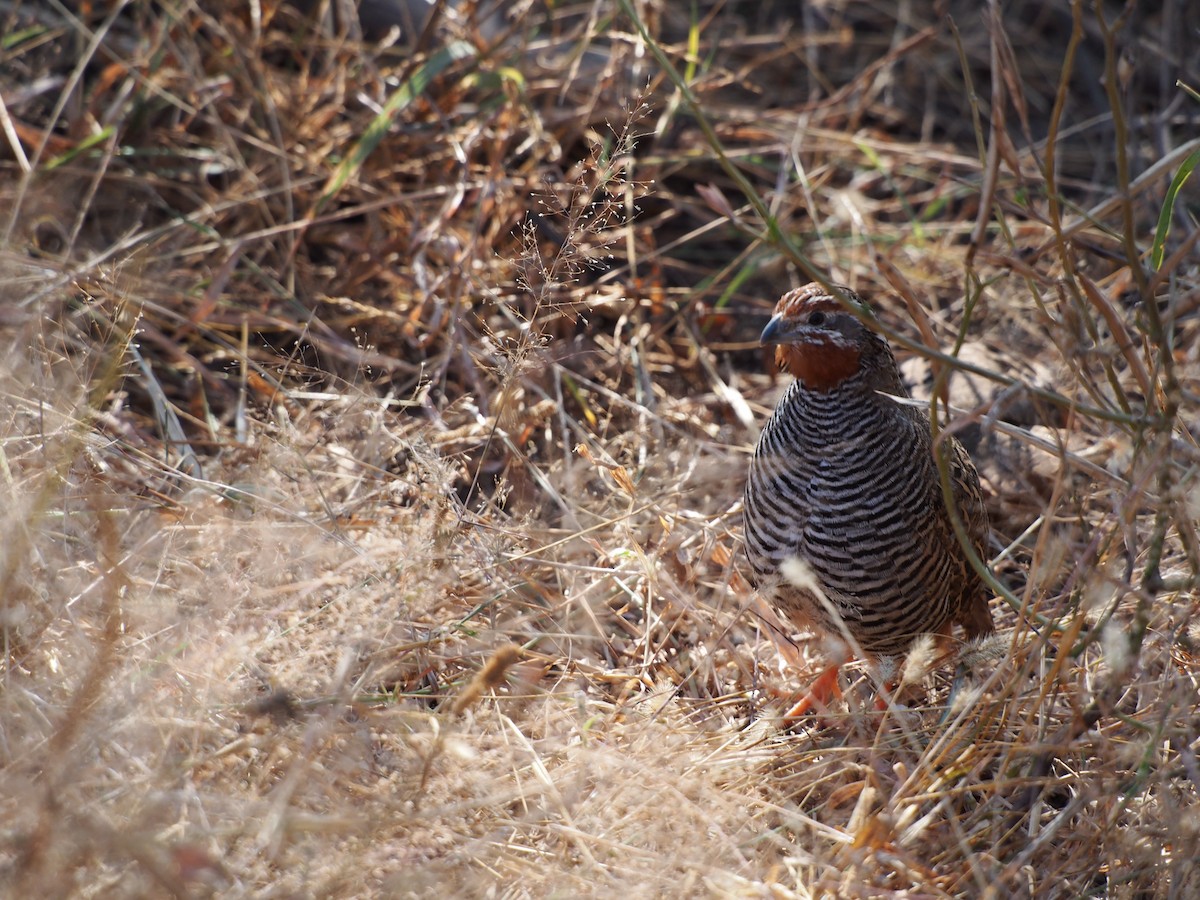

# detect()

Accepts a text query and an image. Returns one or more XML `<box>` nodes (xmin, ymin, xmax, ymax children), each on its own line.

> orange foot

<box><xmin>783</xmin><ymin>670</ymin><xmax>903</xmax><ymax>723</ymax></box>
<box><xmin>782</xmin><ymin>663</ymin><xmax>844</xmax><ymax>722</ymax></box>
<box><xmin>873</xmin><ymin>679</ymin><xmax>900</xmax><ymax>710</ymax></box>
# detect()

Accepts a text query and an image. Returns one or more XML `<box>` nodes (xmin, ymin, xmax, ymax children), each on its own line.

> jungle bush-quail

<box><xmin>743</xmin><ymin>283</ymin><xmax>995</xmax><ymax>714</ymax></box>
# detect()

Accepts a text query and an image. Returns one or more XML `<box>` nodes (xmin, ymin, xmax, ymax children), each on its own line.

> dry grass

<box><xmin>2</xmin><ymin>1</ymin><xmax>1198</xmax><ymax>896</ymax></box>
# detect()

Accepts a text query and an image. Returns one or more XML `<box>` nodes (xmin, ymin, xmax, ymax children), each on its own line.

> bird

<box><xmin>742</xmin><ymin>282</ymin><xmax>995</xmax><ymax>716</ymax></box>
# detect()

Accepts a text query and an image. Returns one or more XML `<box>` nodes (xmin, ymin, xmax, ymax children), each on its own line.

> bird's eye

<box><xmin>808</xmin><ymin>311</ymin><xmax>827</xmax><ymax>326</ymax></box>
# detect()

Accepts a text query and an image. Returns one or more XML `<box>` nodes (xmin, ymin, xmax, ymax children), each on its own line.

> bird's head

<box><xmin>760</xmin><ymin>283</ymin><xmax>894</xmax><ymax>392</ymax></box>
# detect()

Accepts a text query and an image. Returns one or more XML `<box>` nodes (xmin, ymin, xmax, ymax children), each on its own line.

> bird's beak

<box><xmin>759</xmin><ymin>313</ymin><xmax>788</xmax><ymax>345</ymax></box>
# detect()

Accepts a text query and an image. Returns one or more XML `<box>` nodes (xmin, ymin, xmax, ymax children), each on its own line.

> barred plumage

<box><xmin>743</xmin><ymin>283</ymin><xmax>994</xmax><ymax>708</ymax></box>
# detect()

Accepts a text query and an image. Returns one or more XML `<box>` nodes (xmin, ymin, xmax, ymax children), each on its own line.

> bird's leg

<box><xmin>871</xmin><ymin>655</ymin><xmax>902</xmax><ymax>710</ymax></box>
<box><xmin>931</xmin><ymin>619</ymin><xmax>959</xmax><ymax>668</ymax></box>
<box><xmin>782</xmin><ymin>662</ymin><xmax>844</xmax><ymax>720</ymax></box>
<box><xmin>873</xmin><ymin>680</ymin><xmax>900</xmax><ymax>710</ymax></box>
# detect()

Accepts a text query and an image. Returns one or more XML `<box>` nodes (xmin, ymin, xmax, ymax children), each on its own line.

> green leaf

<box><xmin>3</xmin><ymin>26</ymin><xmax>46</xmax><ymax>49</ymax></box>
<box><xmin>318</xmin><ymin>40</ymin><xmax>477</xmax><ymax>211</ymax></box>
<box><xmin>684</xmin><ymin>10</ymin><xmax>700</xmax><ymax>84</ymax></box>
<box><xmin>45</xmin><ymin>127</ymin><xmax>116</xmax><ymax>170</ymax></box>
<box><xmin>1150</xmin><ymin>147</ymin><xmax>1198</xmax><ymax>270</ymax></box>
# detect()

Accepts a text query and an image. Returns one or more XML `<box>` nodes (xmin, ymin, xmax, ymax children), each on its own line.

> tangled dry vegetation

<box><xmin>1</xmin><ymin>1</ymin><xmax>1198</xmax><ymax>896</ymax></box>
